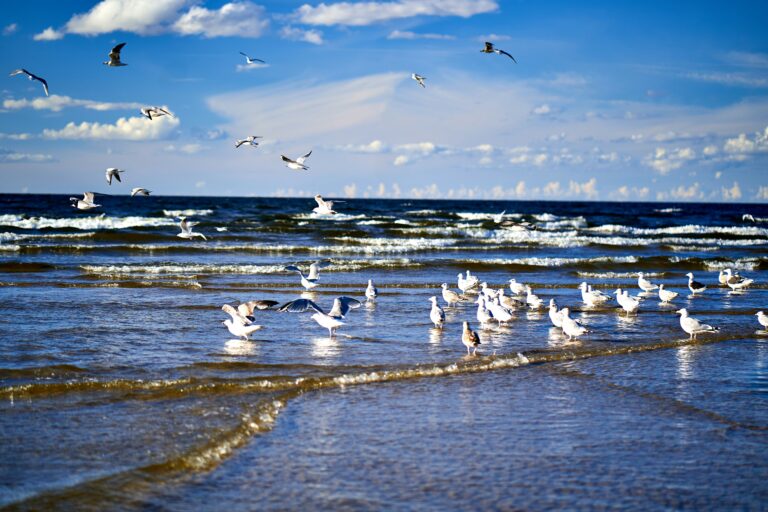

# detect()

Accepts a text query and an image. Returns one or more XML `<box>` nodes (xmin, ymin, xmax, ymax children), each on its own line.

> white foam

<box><xmin>701</xmin><ymin>258</ymin><xmax>761</xmax><ymax>271</ymax></box>
<box><xmin>654</xmin><ymin>208</ymin><xmax>682</xmax><ymax>213</ymax></box>
<box><xmin>0</xmin><ymin>214</ymin><xmax>175</xmax><ymax>230</ymax></box>
<box><xmin>588</xmin><ymin>224</ymin><xmax>768</xmax><ymax>236</ymax></box>
<box><xmin>458</xmin><ymin>255</ymin><xmax>639</xmax><ymax>267</ymax></box>
<box><xmin>162</xmin><ymin>209</ymin><xmax>214</xmax><ymax>217</ymax></box>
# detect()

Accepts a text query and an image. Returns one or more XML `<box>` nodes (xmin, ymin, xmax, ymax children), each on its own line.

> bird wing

<box><xmin>110</xmin><ymin>43</ymin><xmax>126</xmax><ymax>59</ymax></box>
<box><xmin>9</xmin><ymin>69</ymin><xmax>28</xmax><ymax>77</ymax></box>
<box><xmin>314</xmin><ymin>196</ymin><xmax>326</xmax><ymax>209</ymax></box>
<box><xmin>308</xmin><ymin>261</ymin><xmax>330</xmax><ymax>280</ymax></box>
<box><xmin>296</xmin><ymin>150</ymin><xmax>312</xmax><ymax>164</ymax></box>
<box><xmin>497</xmin><ymin>49</ymin><xmax>517</xmax><ymax>62</ymax></box>
<box><xmin>283</xmin><ymin>265</ymin><xmax>302</xmax><ymax>274</ymax></box>
<box><xmin>83</xmin><ymin>192</ymin><xmax>95</xmax><ymax>203</ymax></box>
<box><xmin>328</xmin><ymin>296</ymin><xmax>361</xmax><ymax>318</ymax></box>
<box><xmin>484</xmin><ymin>42</ymin><xmax>494</xmax><ymax>52</ymax></box>
<box><xmin>222</xmin><ymin>304</ymin><xmax>252</xmax><ymax>325</ymax></box>
<box><xmin>179</xmin><ymin>218</ymin><xmax>190</xmax><ymax>233</ymax></box>
<box><xmin>278</xmin><ymin>299</ymin><xmax>325</xmax><ymax>315</ymax></box>
<box><xmin>114</xmin><ymin>171</ymin><xmax>122</xmax><ymax>182</ymax></box>
<box><xmin>281</xmin><ymin>155</ymin><xmax>296</xmax><ymax>164</ymax></box>
<box><xmin>239</xmin><ymin>51</ymin><xmax>249</xmax><ymax>58</ymax></box>
<box><xmin>105</xmin><ymin>170</ymin><xmax>113</xmax><ymax>184</ymax></box>
<box><xmin>155</xmin><ymin>107</ymin><xmax>172</xmax><ymax>117</ymax></box>
<box><xmin>37</xmin><ymin>76</ymin><xmax>49</xmax><ymax>96</ymax></box>
<box><xmin>251</xmin><ymin>300</ymin><xmax>279</xmax><ymax>310</ymax></box>
<box><xmin>235</xmin><ymin>139</ymin><xmax>246</xmax><ymax>148</ymax></box>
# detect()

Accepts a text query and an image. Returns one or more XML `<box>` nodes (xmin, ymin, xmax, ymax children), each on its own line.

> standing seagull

<box><xmin>686</xmin><ymin>272</ymin><xmax>707</xmax><ymax>295</ymax></box>
<box><xmin>239</xmin><ymin>52</ymin><xmax>265</xmax><ymax>65</ymax></box>
<box><xmin>757</xmin><ymin>311</ymin><xmax>768</xmax><ymax>331</ymax></box>
<box><xmin>461</xmin><ymin>321</ymin><xmax>481</xmax><ymax>355</ymax></box>
<box><xmin>278</xmin><ymin>296</ymin><xmax>361</xmax><ymax>337</ymax></box>
<box><xmin>676</xmin><ymin>308</ymin><xmax>719</xmax><ymax>339</ymax></box>
<box><xmin>365</xmin><ymin>279</ymin><xmax>378</xmax><ymax>300</ymax></box>
<box><xmin>428</xmin><ymin>296</ymin><xmax>445</xmax><ymax>328</ymax></box>
<box><xmin>131</xmin><ymin>187</ymin><xmax>151</xmax><ymax>197</ymax></box>
<box><xmin>723</xmin><ymin>268</ymin><xmax>754</xmax><ymax>291</ymax></box>
<box><xmin>105</xmin><ymin>168</ymin><xmax>124</xmax><ymax>185</ymax></box>
<box><xmin>440</xmin><ymin>283</ymin><xmax>462</xmax><ymax>306</ymax></box>
<box><xmin>637</xmin><ymin>272</ymin><xmax>658</xmax><ymax>292</ymax></box>
<box><xmin>411</xmin><ymin>73</ymin><xmax>426</xmax><ymax>88</ymax></box>
<box><xmin>480</xmin><ymin>41</ymin><xmax>517</xmax><ymax>62</ymax></box>
<box><xmin>140</xmin><ymin>106</ymin><xmax>173</xmax><ymax>120</ymax></box>
<box><xmin>177</xmin><ymin>217</ymin><xmax>207</xmax><ymax>241</ymax></box>
<box><xmin>103</xmin><ymin>43</ymin><xmax>127</xmax><ymax>67</ymax></box>
<box><xmin>281</xmin><ymin>151</ymin><xmax>312</xmax><ymax>171</ymax></box>
<box><xmin>313</xmin><ymin>195</ymin><xmax>338</xmax><ymax>215</ymax></box>
<box><xmin>235</xmin><ymin>135</ymin><xmax>262</xmax><ymax>148</ymax></box>
<box><xmin>657</xmin><ymin>284</ymin><xmax>679</xmax><ymax>303</ymax></box>
<box><xmin>9</xmin><ymin>69</ymin><xmax>48</xmax><ymax>96</ymax></box>
<box><xmin>560</xmin><ymin>307</ymin><xmax>589</xmax><ymax>340</ymax></box>
<box><xmin>70</xmin><ymin>192</ymin><xmax>100</xmax><ymax>210</ymax></box>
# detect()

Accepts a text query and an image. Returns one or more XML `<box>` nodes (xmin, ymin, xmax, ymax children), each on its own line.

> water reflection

<box><xmin>428</xmin><ymin>327</ymin><xmax>443</xmax><ymax>346</ymax></box>
<box><xmin>224</xmin><ymin>339</ymin><xmax>257</xmax><ymax>356</ymax></box>
<box><xmin>311</xmin><ymin>336</ymin><xmax>340</xmax><ymax>359</ymax></box>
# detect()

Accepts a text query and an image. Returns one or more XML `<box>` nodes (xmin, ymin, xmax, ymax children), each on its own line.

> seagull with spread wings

<box><xmin>70</xmin><ymin>192</ymin><xmax>100</xmax><ymax>210</ymax></box>
<box><xmin>9</xmin><ymin>69</ymin><xmax>49</xmax><ymax>96</ymax></box>
<box><xmin>281</xmin><ymin>150</ymin><xmax>312</xmax><ymax>171</ymax></box>
<box><xmin>239</xmin><ymin>52</ymin><xmax>265</xmax><ymax>65</ymax></box>
<box><xmin>411</xmin><ymin>73</ymin><xmax>426</xmax><ymax>88</ymax></box>
<box><xmin>313</xmin><ymin>194</ymin><xmax>339</xmax><ymax>215</ymax></box>
<box><xmin>480</xmin><ymin>41</ymin><xmax>517</xmax><ymax>62</ymax></box>
<box><xmin>278</xmin><ymin>296</ymin><xmax>361</xmax><ymax>337</ymax></box>
<box><xmin>105</xmin><ymin>168</ymin><xmax>124</xmax><ymax>185</ymax></box>
<box><xmin>131</xmin><ymin>188</ymin><xmax>151</xmax><ymax>197</ymax></box>
<box><xmin>140</xmin><ymin>106</ymin><xmax>173</xmax><ymax>120</ymax></box>
<box><xmin>284</xmin><ymin>261</ymin><xmax>329</xmax><ymax>290</ymax></box>
<box><xmin>177</xmin><ymin>216</ymin><xmax>207</xmax><ymax>241</ymax></box>
<box><xmin>103</xmin><ymin>43</ymin><xmax>127</xmax><ymax>67</ymax></box>
<box><xmin>235</xmin><ymin>135</ymin><xmax>262</xmax><ymax>148</ymax></box>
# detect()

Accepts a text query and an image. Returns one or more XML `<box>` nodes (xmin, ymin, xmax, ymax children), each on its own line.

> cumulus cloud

<box><xmin>721</xmin><ymin>181</ymin><xmax>742</xmax><ymax>200</ymax></box>
<box><xmin>387</xmin><ymin>29</ymin><xmax>454</xmax><ymax>40</ymax></box>
<box><xmin>531</xmin><ymin>104</ymin><xmax>552</xmax><ymax>116</ymax></box>
<box><xmin>656</xmin><ymin>182</ymin><xmax>702</xmax><ymax>201</ymax></box>
<box><xmin>644</xmin><ymin>146</ymin><xmax>696</xmax><ymax>175</ymax></box>
<box><xmin>3</xmin><ymin>95</ymin><xmax>143</xmax><ymax>113</ymax></box>
<box><xmin>757</xmin><ymin>186</ymin><xmax>768</xmax><ymax>200</ymax></box>
<box><xmin>3</xmin><ymin>23</ymin><xmax>18</xmax><ymax>36</ymax></box>
<box><xmin>42</xmin><ymin>113</ymin><xmax>179</xmax><ymax>140</ymax></box>
<box><xmin>609</xmin><ymin>185</ymin><xmax>649</xmax><ymax>200</ymax></box>
<box><xmin>723</xmin><ymin>126</ymin><xmax>768</xmax><ymax>156</ymax></box>
<box><xmin>33</xmin><ymin>27</ymin><xmax>64</xmax><ymax>41</ymax></box>
<box><xmin>173</xmin><ymin>2</ymin><xmax>268</xmax><ymax>38</ymax></box>
<box><xmin>702</xmin><ymin>144</ymin><xmax>718</xmax><ymax>156</ymax></box>
<box><xmin>0</xmin><ymin>148</ymin><xmax>55</xmax><ymax>163</ymax></box>
<box><xmin>295</xmin><ymin>0</ymin><xmax>498</xmax><ymax>26</ymax></box>
<box><xmin>280</xmin><ymin>25</ymin><xmax>324</xmax><ymax>45</ymax></box>
<box><xmin>568</xmin><ymin>177</ymin><xmax>598</xmax><ymax>199</ymax></box>
<box><xmin>332</xmin><ymin>140</ymin><xmax>387</xmax><ymax>153</ymax></box>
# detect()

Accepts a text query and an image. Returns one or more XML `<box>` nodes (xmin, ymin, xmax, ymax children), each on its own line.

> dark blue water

<box><xmin>1</xmin><ymin>194</ymin><xmax>767</xmax><ymax>509</ymax></box>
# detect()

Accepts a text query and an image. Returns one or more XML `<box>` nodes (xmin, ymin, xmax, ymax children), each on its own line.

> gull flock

<box><xmin>9</xmin><ymin>40</ymin><xmax>765</xmax><ymax>354</ymax></box>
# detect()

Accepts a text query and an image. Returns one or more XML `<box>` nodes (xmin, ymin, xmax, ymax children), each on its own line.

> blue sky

<box><xmin>1</xmin><ymin>0</ymin><xmax>767</xmax><ymax>201</ymax></box>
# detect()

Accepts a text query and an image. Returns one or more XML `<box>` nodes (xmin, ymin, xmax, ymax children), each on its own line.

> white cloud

<box><xmin>164</xmin><ymin>143</ymin><xmax>205</xmax><ymax>154</ymax></box>
<box><xmin>726</xmin><ymin>51</ymin><xmax>768</xmax><ymax>69</ymax></box>
<box><xmin>3</xmin><ymin>23</ymin><xmax>18</xmax><ymax>36</ymax></box>
<box><xmin>0</xmin><ymin>133</ymin><xmax>33</xmax><ymax>140</ymax></box>
<box><xmin>609</xmin><ymin>185</ymin><xmax>649</xmax><ymax>200</ymax></box>
<box><xmin>343</xmin><ymin>183</ymin><xmax>357</xmax><ymax>197</ymax></box>
<box><xmin>64</xmin><ymin>0</ymin><xmax>189</xmax><ymax>36</ymax></box>
<box><xmin>195</xmin><ymin>180</ymin><xmax>206</xmax><ymax>189</ymax></box>
<box><xmin>476</xmin><ymin>33</ymin><xmax>510</xmax><ymax>42</ymax></box>
<box><xmin>3</xmin><ymin>95</ymin><xmax>143</xmax><ymax>112</ymax></box>
<box><xmin>42</xmin><ymin>113</ymin><xmax>179</xmax><ymax>140</ymax></box>
<box><xmin>532</xmin><ymin>104</ymin><xmax>552</xmax><ymax>116</ymax></box>
<box><xmin>568</xmin><ymin>177</ymin><xmax>598</xmax><ymax>199</ymax></box>
<box><xmin>236</xmin><ymin>62</ymin><xmax>270</xmax><ymax>72</ymax></box>
<box><xmin>683</xmin><ymin>72</ymin><xmax>768</xmax><ymax>88</ymax></box>
<box><xmin>393</xmin><ymin>155</ymin><xmax>409</xmax><ymax>166</ymax></box>
<box><xmin>756</xmin><ymin>186</ymin><xmax>768</xmax><ymax>200</ymax></box>
<box><xmin>721</xmin><ymin>181</ymin><xmax>742</xmax><ymax>200</ymax></box>
<box><xmin>173</xmin><ymin>2</ymin><xmax>268</xmax><ymax>38</ymax></box>
<box><xmin>656</xmin><ymin>182</ymin><xmax>702</xmax><ymax>201</ymax></box>
<box><xmin>387</xmin><ymin>29</ymin><xmax>454</xmax><ymax>40</ymax></box>
<box><xmin>333</xmin><ymin>140</ymin><xmax>387</xmax><ymax>153</ymax></box>
<box><xmin>0</xmin><ymin>149</ymin><xmax>54</xmax><ymax>163</ymax></box>
<box><xmin>723</xmin><ymin>126</ymin><xmax>768</xmax><ymax>155</ymax></box>
<box><xmin>644</xmin><ymin>146</ymin><xmax>695</xmax><ymax>175</ymax></box>
<box><xmin>295</xmin><ymin>0</ymin><xmax>498</xmax><ymax>26</ymax></box>
<box><xmin>280</xmin><ymin>25</ymin><xmax>324</xmax><ymax>45</ymax></box>
<box><xmin>703</xmin><ymin>144</ymin><xmax>718</xmax><ymax>156</ymax></box>
<box><xmin>33</xmin><ymin>27</ymin><xmax>64</xmax><ymax>41</ymax></box>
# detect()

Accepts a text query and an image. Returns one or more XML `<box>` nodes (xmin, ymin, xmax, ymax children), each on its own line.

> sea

<box><xmin>1</xmin><ymin>194</ymin><xmax>767</xmax><ymax>510</ymax></box>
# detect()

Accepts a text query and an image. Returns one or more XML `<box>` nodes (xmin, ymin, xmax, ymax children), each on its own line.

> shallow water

<box><xmin>1</xmin><ymin>195</ymin><xmax>767</xmax><ymax>509</ymax></box>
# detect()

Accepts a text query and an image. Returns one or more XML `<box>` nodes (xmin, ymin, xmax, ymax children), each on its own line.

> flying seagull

<box><xmin>235</xmin><ymin>135</ymin><xmax>262</xmax><ymax>148</ymax></box>
<box><xmin>177</xmin><ymin>216</ymin><xmax>207</xmax><ymax>241</ymax></box>
<box><xmin>284</xmin><ymin>261</ymin><xmax>328</xmax><ymax>290</ymax></box>
<box><xmin>9</xmin><ymin>69</ymin><xmax>48</xmax><ymax>96</ymax></box>
<box><xmin>140</xmin><ymin>106</ymin><xmax>173</xmax><ymax>120</ymax></box>
<box><xmin>239</xmin><ymin>52</ymin><xmax>265</xmax><ymax>65</ymax></box>
<box><xmin>104</xmin><ymin>43</ymin><xmax>127</xmax><ymax>67</ymax></box>
<box><xmin>481</xmin><ymin>41</ymin><xmax>516</xmax><ymax>62</ymax></box>
<box><xmin>313</xmin><ymin>194</ymin><xmax>339</xmax><ymax>215</ymax></box>
<box><xmin>281</xmin><ymin>151</ymin><xmax>312</xmax><ymax>171</ymax></box>
<box><xmin>131</xmin><ymin>188</ymin><xmax>151</xmax><ymax>197</ymax></box>
<box><xmin>70</xmin><ymin>192</ymin><xmax>100</xmax><ymax>210</ymax></box>
<box><xmin>411</xmin><ymin>73</ymin><xmax>426</xmax><ymax>88</ymax></box>
<box><xmin>278</xmin><ymin>296</ymin><xmax>361</xmax><ymax>337</ymax></box>
<box><xmin>105</xmin><ymin>167</ymin><xmax>124</xmax><ymax>185</ymax></box>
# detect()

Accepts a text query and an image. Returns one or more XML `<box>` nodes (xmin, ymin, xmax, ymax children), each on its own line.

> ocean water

<box><xmin>0</xmin><ymin>194</ymin><xmax>767</xmax><ymax>510</ymax></box>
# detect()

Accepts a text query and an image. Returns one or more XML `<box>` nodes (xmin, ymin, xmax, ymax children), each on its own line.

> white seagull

<box><xmin>461</xmin><ymin>321</ymin><xmax>481</xmax><ymax>355</ymax></box>
<box><xmin>140</xmin><ymin>106</ymin><xmax>173</xmax><ymax>120</ymax></box>
<box><xmin>475</xmin><ymin>296</ymin><xmax>493</xmax><ymax>327</ymax></box>
<box><xmin>177</xmin><ymin>216</ymin><xmax>207</xmax><ymax>241</ymax></box>
<box><xmin>411</xmin><ymin>73</ymin><xmax>426</xmax><ymax>88</ymax></box>
<box><xmin>488</xmin><ymin>296</ymin><xmax>513</xmax><ymax>324</ymax></box>
<box><xmin>560</xmin><ymin>307</ymin><xmax>589</xmax><ymax>340</ymax></box>
<box><xmin>686</xmin><ymin>272</ymin><xmax>707</xmax><ymax>294</ymax></box>
<box><xmin>481</xmin><ymin>41</ymin><xmax>517</xmax><ymax>62</ymax></box>
<box><xmin>508</xmin><ymin>278</ymin><xmax>527</xmax><ymax>295</ymax></box>
<box><xmin>281</xmin><ymin>151</ymin><xmax>312</xmax><ymax>171</ymax></box>
<box><xmin>223</xmin><ymin>319</ymin><xmax>263</xmax><ymax>340</ymax></box>
<box><xmin>428</xmin><ymin>296</ymin><xmax>446</xmax><ymax>328</ymax></box>
<box><xmin>103</xmin><ymin>43</ymin><xmax>127</xmax><ymax>67</ymax></box>
<box><xmin>441</xmin><ymin>283</ymin><xmax>462</xmax><ymax>306</ymax></box>
<box><xmin>676</xmin><ymin>308</ymin><xmax>719</xmax><ymax>339</ymax></box>
<box><xmin>723</xmin><ymin>268</ymin><xmax>754</xmax><ymax>291</ymax></box>
<box><xmin>313</xmin><ymin>195</ymin><xmax>338</xmax><ymax>215</ymax></box>
<box><xmin>493</xmin><ymin>210</ymin><xmax>506</xmax><ymax>224</ymax></box>
<box><xmin>237</xmin><ymin>300</ymin><xmax>279</xmax><ymax>319</ymax></box>
<box><xmin>757</xmin><ymin>311</ymin><xmax>768</xmax><ymax>331</ymax></box>
<box><xmin>284</xmin><ymin>261</ymin><xmax>328</xmax><ymax>291</ymax></box>
<box><xmin>235</xmin><ymin>135</ymin><xmax>262</xmax><ymax>148</ymax></box>
<box><xmin>131</xmin><ymin>188</ymin><xmax>151</xmax><ymax>197</ymax></box>
<box><xmin>365</xmin><ymin>279</ymin><xmax>378</xmax><ymax>300</ymax></box>
<box><xmin>239</xmin><ymin>52</ymin><xmax>265</xmax><ymax>65</ymax></box>
<box><xmin>637</xmin><ymin>272</ymin><xmax>658</xmax><ymax>292</ymax></box>
<box><xmin>457</xmin><ymin>271</ymin><xmax>479</xmax><ymax>293</ymax></box>
<box><xmin>525</xmin><ymin>285</ymin><xmax>544</xmax><ymax>309</ymax></box>
<box><xmin>278</xmin><ymin>296</ymin><xmax>361</xmax><ymax>337</ymax></box>
<box><xmin>658</xmin><ymin>284</ymin><xmax>679</xmax><ymax>303</ymax></box>
<box><xmin>70</xmin><ymin>192</ymin><xmax>100</xmax><ymax>210</ymax></box>
<box><xmin>614</xmin><ymin>288</ymin><xmax>640</xmax><ymax>316</ymax></box>
<box><xmin>222</xmin><ymin>304</ymin><xmax>254</xmax><ymax>326</ymax></box>
<box><xmin>579</xmin><ymin>282</ymin><xmax>612</xmax><ymax>306</ymax></box>
<box><xmin>548</xmin><ymin>299</ymin><xmax>564</xmax><ymax>328</ymax></box>
<box><xmin>9</xmin><ymin>68</ymin><xmax>49</xmax><ymax>96</ymax></box>
<box><xmin>105</xmin><ymin>167</ymin><xmax>124</xmax><ymax>185</ymax></box>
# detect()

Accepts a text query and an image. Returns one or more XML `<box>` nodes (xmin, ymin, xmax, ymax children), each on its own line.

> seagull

<box><xmin>365</xmin><ymin>279</ymin><xmax>378</xmax><ymax>300</ymax></box>
<box><xmin>497</xmin><ymin>289</ymin><xmax>524</xmax><ymax>310</ymax></box>
<box><xmin>140</xmin><ymin>106</ymin><xmax>173</xmax><ymax>120</ymax></box>
<box><xmin>105</xmin><ymin>167</ymin><xmax>124</xmax><ymax>185</ymax></box>
<box><xmin>475</xmin><ymin>296</ymin><xmax>493</xmax><ymax>326</ymax></box>
<box><xmin>525</xmin><ymin>285</ymin><xmax>544</xmax><ymax>309</ymax></box>
<box><xmin>313</xmin><ymin>195</ymin><xmax>338</xmax><ymax>215</ymax></box>
<box><xmin>493</xmin><ymin>210</ymin><xmax>506</xmax><ymax>224</ymax></box>
<box><xmin>723</xmin><ymin>268</ymin><xmax>754</xmax><ymax>291</ymax></box>
<box><xmin>457</xmin><ymin>271</ymin><xmax>479</xmax><ymax>293</ymax></box>
<box><xmin>411</xmin><ymin>73</ymin><xmax>426</xmax><ymax>88</ymax></box>
<box><xmin>281</xmin><ymin>151</ymin><xmax>312</xmax><ymax>171</ymax></box>
<box><xmin>131</xmin><ymin>188</ymin><xmax>151</xmax><ymax>197</ymax></box>
<box><xmin>479</xmin><ymin>282</ymin><xmax>499</xmax><ymax>300</ymax></box>
<box><xmin>676</xmin><ymin>308</ymin><xmax>719</xmax><ymax>339</ymax></box>
<box><xmin>278</xmin><ymin>296</ymin><xmax>361</xmax><ymax>337</ymax></box>
<box><xmin>579</xmin><ymin>282</ymin><xmax>612</xmax><ymax>306</ymax></box>
<box><xmin>718</xmin><ymin>270</ymin><xmax>729</xmax><ymax>286</ymax></box>
<box><xmin>461</xmin><ymin>321</ymin><xmax>481</xmax><ymax>355</ymax></box>
<box><xmin>177</xmin><ymin>216</ymin><xmax>207</xmax><ymax>241</ymax></box>
<box><xmin>743</xmin><ymin>213</ymin><xmax>756</xmax><ymax>223</ymax></box>
<box><xmin>223</xmin><ymin>319</ymin><xmax>263</xmax><ymax>340</ymax></box>
<box><xmin>70</xmin><ymin>192</ymin><xmax>100</xmax><ymax>210</ymax></box>
<box><xmin>757</xmin><ymin>311</ymin><xmax>768</xmax><ymax>330</ymax></box>
<box><xmin>637</xmin><ymin>272</ymin><xmax>658</xmax><ymax>292</ymax></box>
<box><xmin>658</xmin><ymin>284</ymin><xmax>679</xmax><ymax>303</ymax></box>
<box><xmin>480</xmin><ymin>41</ymin><xmax>517</xmax><ymax>62</ymax></box>
<box><xmin>239</xmin><ymin>52</ymin><xmax>265</xmax><ymax>65</ymax></box>
<box><xmin>237</xmin><ymin>300</ymin><xmax>279</xmax><ymax>319</ymax></box>
<box><xmin>235</xmin><ymin>135</ymin><xmax>262</xmax><ymax>148</ymax></box>
<box><xmin>548</xmin><ymin>299</ymin><xmax>564</xmax><ymax>328</ymax></box>
<box><xmin>222</xmin><ymin>304</ymin><xmax>253</xmax><ymax>326</ymax></box>
<box><xmin>686</xmin><ymin>272</ymin><xmax>707</xmax><ymax>294</ymax></box>
<box><xmin>487</xmin><ymin>296</ymin><xmax>513</xmax><ymax>323</ymax></box>
<box><xmin>440</xmin><ymin>283</ymin><xmax>462</xmax><ymax>306</ymax></box>
<box><xmin>103</xmin><ymin>43</ymin><xmax>127</xmax><ymax>67</ymax></box>
<box><xmin>9</xmin><ymin>69</ymin><xmax>48</xmax><ymax>96</ymax></box>
<box><xmin>508</xmin><ymin>278</ymin><xmax>527</xmax><ymax>296</ymax></box>
<box><xmin>614</xmin><ymin>288</ymin><xmax>640</xmax><ymax>316</ymax></box>
<box><xmin>560</xmin><ymin>307</ymin><xmax>589</xmax><ymax>340</ymax></box>
<box><xmin>284</xmin><ymin>261</ymin><xmax>328</xmax><ymax>290</ymax></box>
<box><xmin>428</xmin><ymin>296</ymin><xmax>445</xmax><ymax>328</ymax></box>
